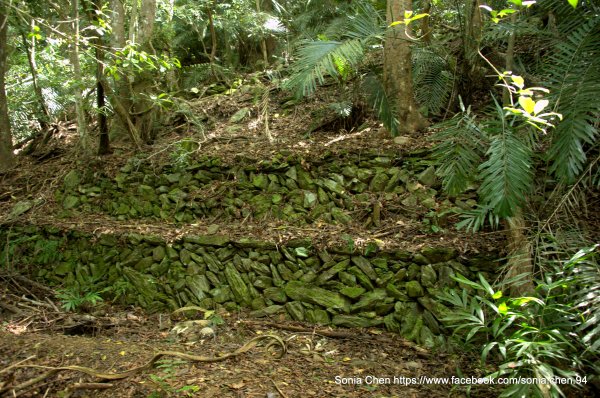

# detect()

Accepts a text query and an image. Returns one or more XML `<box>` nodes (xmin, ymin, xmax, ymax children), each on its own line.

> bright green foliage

<box><xmin>57</xmin><ymin>285</ymin><xmax>105</xmax><ymax>312</ymax></box>
<box><xmin>148</xmin><ymin>359</ymin><xmax>200</xmax><ymax>397</ymax></box>
<box><xmin>438</xmin><ymin>246</ymin><xmax>599</xmax><ymax>397</ymax></box>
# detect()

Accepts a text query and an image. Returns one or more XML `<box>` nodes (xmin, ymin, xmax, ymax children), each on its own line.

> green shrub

<box><xmin>438</xmin><ymin>245</ymin><xmax>599</xmax><ymax>397</ymax></box>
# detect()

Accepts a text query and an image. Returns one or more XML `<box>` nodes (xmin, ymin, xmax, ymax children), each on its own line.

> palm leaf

<box><xmin>361</xmin><ymin>74</ymin><xmax>399</xmax><ymax>135</ymax></box>
<box><xmin>477</xmin><ymin>102</ymin><xmax>534</xmax><ymax>217</ymax></box>
<box><xmin>284</xmin><ymin>39</ymin><xmax>364</xmax><ymax>97</ymax></box>
<box><xmin>432</xmin><ymin>101</ymin><xmax>486</xmax><ymax>195</ymax></box>
<box><xmin>546</xmin><ymin>17</ymin><xmax>600</xmax><ymax>183</ymax></box>
<box><xmin>412</xmin><ymin>46</ymin><xmax>454</xmax><ymax>116</ymax></box>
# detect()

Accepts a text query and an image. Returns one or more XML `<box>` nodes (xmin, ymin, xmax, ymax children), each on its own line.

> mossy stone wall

<box><xmin>1</xmin><ymin>227</ymin><xmax>498</xmax><ymax>349</ymax></box>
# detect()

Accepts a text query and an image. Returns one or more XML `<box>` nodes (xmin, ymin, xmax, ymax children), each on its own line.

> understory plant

<box><xmin>438</xmin><ymin>245</ymin><xmax>599</xmax><ymax>397</ymax></box>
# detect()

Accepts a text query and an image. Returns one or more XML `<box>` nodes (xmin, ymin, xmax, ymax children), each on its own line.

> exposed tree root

<box><xmin>0</xmin><ymin>335</ymin><xmax>286</xmax><ymax>396</ymax></box>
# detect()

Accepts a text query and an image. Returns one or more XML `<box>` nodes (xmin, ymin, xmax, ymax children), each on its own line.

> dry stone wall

<box><xmin>1</xmin><ymin>227</ymin><xmax>498</xmax><ymax>349</ymax></box>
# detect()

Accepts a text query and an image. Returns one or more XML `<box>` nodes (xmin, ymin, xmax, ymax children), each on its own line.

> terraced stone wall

<box><xmin>55</xmin><ymin>150</ymin><xmax>476</xmax><ymax>225</ymax></box>
<box><xmin>1</xmin><ymin>227</ymin><xmax>498</xmax><ymax>349</ymax></box>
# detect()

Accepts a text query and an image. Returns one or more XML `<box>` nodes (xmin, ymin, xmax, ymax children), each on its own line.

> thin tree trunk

<box><xmin>420</xmin><ymin>0</ymin><xmax>432</xmax><ymax>44</ymax></box>
<box><xmin>383</xmin><ymin>0</ymin><xmax>428</xmax><ymax>135</ymax></box>
<box><xmin>71</xmin><ymin>0</ymin><xmax>90</xmax><ymax>152</ymax></box>
<box><xmin>503</xmin><ymin>12</ymin><xmax>517</xmax><ymax>105</ymax></box>
<box><xmin>134</xmin><ymin>0</ymin><xmax>156</xmax><ymax>143</ymax></box>
<box><xmin>20</xmin><ymin>21</ymin><xmax>50</xmax><ymax>131</ymax></box>
<box><xmin>0</xmin><ymin>3</ymin><xmax>14</xmax><ymax>172</ymax></box>
<box><xmin>128</xmin><ymin>0</ymin><xmax>138</xmax><ymax>43</ymax></box>
<box><xmin>256</xmin><ymin>0</ymin><xmax>269</xmax><ymax>66</ymax></box>
<box><xmin>206</xmin><ymin>0</ymin><xmax>218</xmax><ymax>80</ymax></box>
<box><xmin>502</xmin><ymin>12</ymin><xmax>533</xmax><ymax>296</ymax></box>
<box><xmin>93</xmin><ymin>0</ymin><xmax>111</xmax><ymax>155</ymax></box>
<box><xmin>506</xmin><ymin>211</ymin><xmax>535</xmax><ymax>295</ymax></box>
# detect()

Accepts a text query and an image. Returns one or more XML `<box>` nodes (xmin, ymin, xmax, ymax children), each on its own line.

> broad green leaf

<box><xmin>498</xmin><ymin>301</ymin><xmax>508</xmax><ymax>315</ymax></box>
<box><xmin>568</xmin><ymin>0</ymin><xmax>578</xmax><ymax>8</ymax></box>
<box><xmin>518</xmin><ymin>96</ymin><xmax>535</xmax><ymax>114</ymax></box>
<box><xmin>492</xmin><ymin>290</ymin><xmax>503</xmax><ymax>299</ymax></box>
<box><xmin>510</xmin><ymin>75</ymin><xmax>525</xmax><ymax>89</ymax></box>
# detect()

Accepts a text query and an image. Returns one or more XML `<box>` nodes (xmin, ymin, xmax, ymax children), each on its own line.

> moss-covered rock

<box><xmin>406</xmin><ymin>280</ymin><xmax>424</xmax><ymax>298</ymax></box>
<box><xmin>351</xmin><ymin>256</ymin><xmax>377</xmax><ymax>280</ymax></box>
<box><xmin>284</xmin><ymin>281</ymin><xmax>350</xmax><ymax>312</ymax></box>
<box><xmin>332</xmin><ymin>315</ymin><xmax>383</xmax><ymax>328</ymax></box>
<box><xmin>315</xmin><ymin>259</ymin><xmax>349</xmax><ymax>285</ymax></box>
<box><xmin>250</xmin><ymin>305</ymin><xmax>284</xmax><ymax>318</ymax></box>
<box><xmin>285</xmin><ymin>301</ymin><xmax>305</xmax><ymax>321</ymax></box>
<box><xmin>185</xmin><ymin>235</ymin><xmax>230</xmax><ymax>247</ymax></box>
<box><xmin>339</xmin><ymin>286</ymin><xmax>365</xmax><ymax>299</ymax></box>
<box><xmin>224</xmin><ymin>264</ymin><xmax>251</xmax><ymax>305</ymax></box>
<box><xmin>306</xmin><ymin>309</ymin><xmax>330</xmax><ymax>325</ymax></box>
<box><xmin>351</xmin><ymin>289</ymin><xmax>388</xmax><ymax>312</ymax></box>
<box><xmin>421</xmin><ymin>247</ymin><xmax>456</xmax><ymax>264</ymax></box>
<box><xmin>264</xmin><ymin>287</ymin><xmax>287</xmax><ymax>303</ymax></box>
<box><xmin>421</xmin><ymin>264</ymin><xmax>437</xmax><ymax>288</ymax></box>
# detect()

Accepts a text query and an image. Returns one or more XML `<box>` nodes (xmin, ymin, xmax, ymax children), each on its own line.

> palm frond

<box><xmin>431</xmin><ymin>101</ymin><xmax>486</xmax><ymax>195</ymax></box>
<box><xmin>478</xmin><ymin>101</ymin><xmax>534</xmax><ymax>217</ymax></box>
<box><xmin>546</xmin><ymin>17</ymin><xmax>600</xmax><ymax>183</ymax></box>
<box><xmin>345</xmin><ymin>2</ymin><xmax>385</xmax><ymax>42</ymax></box>
<box><xmin>412</xmin><ymin>46</ymin><xmax>454</xmax><ymax>116</ymax></box>
<box><xmin>284</xmin><ymin>39</ymin><xmax>364</xmax><ymax>97</ymax></box>
<box><xmin>361</xmin><ymin>74</ymin><xmax>399</xmax><ymax>136</ymax></box>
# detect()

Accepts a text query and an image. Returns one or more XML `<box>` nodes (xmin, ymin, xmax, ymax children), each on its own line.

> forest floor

<box><xmin>0</xmin><ymin>80</ymin><xmax>511</xmax><ymax>397</ymax></box>
<box><xmin>0</xmin><ymin>283</ymin><xmax>496</xmax><ymax>398</ymax></box>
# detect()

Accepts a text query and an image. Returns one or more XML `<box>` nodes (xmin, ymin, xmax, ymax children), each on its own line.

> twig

<box><xmin>0</xmin><ymin>355</ymin><xmax>36</xmax><ymax>375</ymax></box>
<box><xmin>270</xmin><ymin>379</ymin><xmax>289</xmax><ymax>398</ymax></box>
<box><xmin>71</xmin><ymin>382</ymin><xmax>114</xmax><ymax>390</ymax></box>
<box><xmin>0</xmin><ymin>369</ymin><xmax>59</xmax><ymax>395</ymax></box>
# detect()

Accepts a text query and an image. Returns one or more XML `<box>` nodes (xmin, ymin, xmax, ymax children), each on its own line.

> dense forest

<box><xmin>0</xmin><ymin>0</ymin><xmax>598</xmax><ymax>397</ymax></box>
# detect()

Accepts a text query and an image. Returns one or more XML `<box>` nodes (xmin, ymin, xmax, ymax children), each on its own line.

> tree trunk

<box><xmin>505</xmin><ymin>211</ymin><xmax>535</xmax><ymax>296</ymax></box>
<box><xmin>71</xmin><ymin>0</ymin><xmax>90</xmax><ymax>152</ymax></box>
<box><xmin>20</xmin><ymin>21</ymin><xmax>50</xmax><ymax>131</ymax></box>
<box><xmin>383</xmin><ymin>0</ymin><xmax>428</xmax><ymax>135</ymax></box>
<box><xmin>503</xmin><ymin>12</ymin><xmax>517</xmax><ymax>105</ymax></box>
<box><xmin>134</xmin><ymin>0</ymin><xmax>156</xmax><ymax>143</ymax></box>
<box><xmin>93</xmin><ymin>0</ymin><xmax>110</xmax><ymax>155</ymax></box>
<box><xmin>0</xmin><ymin>3</ymin><xmax>14</xmax><ymax>172</ymax></box>
<box><xmin>256</xmin><ymin>0</ymin><xmax>269</xmax><ymax>67</ymax></box>
<box><xmin>420</xmin><ymin>0</ymin><xmax>432</xmax><ymax>44</ymax></box>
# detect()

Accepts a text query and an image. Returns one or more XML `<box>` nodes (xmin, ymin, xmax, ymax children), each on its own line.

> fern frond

<box><xmin>432</xmin><ymin>102</ymin><xmax>486</xmax><ymax>195</ymax></box>
<box><xmin>361</xmin><ymin>74</ymin><xmax>399</xmax><ymax>135</ymax></box>
<box><xmin>478</xmin><ymin>104</ymin><xmax>534</xmax><ymax>217</ymax></box>
<box><xmin>546</xmin><ymin>17</ymin><xmax>600</xmax><ymax>182</ymax></box>
<box><xmin>284</xmin><ymin>39</ymin><xmax>364</xmax><ymax>97</ymax></box>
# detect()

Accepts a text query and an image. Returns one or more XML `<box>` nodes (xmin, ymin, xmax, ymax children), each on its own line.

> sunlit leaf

<box><xmin>510</xmin><ymin>75</ymin><xmax>525</xmax><ymax>89</ymax></box>
<box><xmin>518</xmin><ymin>96</ymin><xmax>535</xmax><ymax>114</ymax></box>
<box><xmin>498</xmin><ymin>301</ymin><xmax>508</xmax><ymax>315</ymax></box>
<box><xmin>533</xmin><ymin>99</ymin><xmax>548</xmax><ymax>115</ymax></box>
